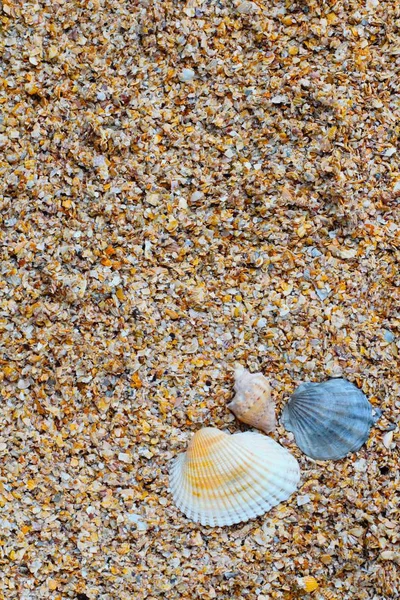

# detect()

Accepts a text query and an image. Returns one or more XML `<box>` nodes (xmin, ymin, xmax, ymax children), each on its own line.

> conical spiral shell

<box><xmin>228</xmin><ymin>366</ymin><xmax>276</xmax><ymax>433</ymax></box>
<box><xmin>281</xmin><ymin>378</ymin><xmax>381</xmax><ymax>460</ymax></box>
<box><xmin>169</xmin><ymin>427</ymin><xmax>300</xmax><ymax>526</ymax></box>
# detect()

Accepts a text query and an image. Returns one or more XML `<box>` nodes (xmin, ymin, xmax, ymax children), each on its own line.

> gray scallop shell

<box><xmin>281</xmin><ymin>378</ymin><xmax>381</xmax><ymax>460</ymax></box>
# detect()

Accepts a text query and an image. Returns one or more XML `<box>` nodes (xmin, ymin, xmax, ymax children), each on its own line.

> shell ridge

<box><xmin>170</xmin><ymin>455</ymin><xmax>191</xmax><ymax>515</ymax></box>
<box><xmin>226</xmin><ymin>447</ymin><xmax>297</xmax><ymax>517</ymax></box>
<box><xmin>197</xmin><ymin>439</ymin><xmax>227</xmax><ymax>526</ymax></box>
<box><xmin>208</xmin><ymin>435</ymin><xmax>253</xmax><ymax>525</ymax></box>
<box><xmin>290</xmin><ymin>394</ymin><xmax>370</xmax><ymax>415</ymax></box>
<box><xmin>287</xmin><ymin>409</ymin><xmax>344</xmax><ymax>460</ymax></box>
<box><xmin>173</xmin><ymin>433</ymin><xmax>227</xmax><ymax>524</ymax></box>
<box><xmin>282</xmin><ymin>378</ymin><xmax>378</xmax><ymax>460</ymax></box>
<box><xmin>192</xmin><ymin>432</ymin><xmax>237</xmax><ymax>525</ymax></box>
<box><xmin>291</xmin><ymin>406</ymin><xmax>370</xmax><ymax>438</ymax></box>
<box><xmin>288</xmin><ymin>411</ymin><xmax>356</xmax><ymax>460</ymax></box>
<box><xmin>295</xmin><ymin>400</ymin><xmax>370</xmax><ymax>452</ymax></box>
<box><xmin>236</xmin><ymin>434</ymin><xmax>300</xmax><ymax>499</ymax></box>
<box><xmin>215</xmin><ymin>437</ymin><xmax>269</xmax><ymax>522</ymax></box>
<box><xmin>170</xmin><ymin>428</ymin><xmax>300</xmax><ymax>525</ymax></box>
<box><xmin>190</xmin><ymin>433</ymin><xmax>254</xmax><ymax>525</ymax></box>
<box><xmin>213</xmin><ymin>434</ymin><xmax>276</xmax><ymax>524</ymax></box>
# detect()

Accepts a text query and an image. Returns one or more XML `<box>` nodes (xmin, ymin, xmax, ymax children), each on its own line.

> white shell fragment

<box><xmin>179</xmin><ymin>68</ymin><xmax>195</xmax><ymax>82</ymax></box>
<box><xmin>169</xmin><ymin>427</ymin><xmax>300</xmax><ymax>526</ymax></box>
<box><xmin>228</xmin><ymin>366</ymin><xmax>276</xmax><ymax>433</ymax></box>
<box><xmin>382</xmin><ymin>431</ymin><xmax>394</xmax><ymax>449</ymax></box>
<box><xmin>281</xmin><ymin>378</ymin><xmax>381</xmax><ymax>460</ymax></box>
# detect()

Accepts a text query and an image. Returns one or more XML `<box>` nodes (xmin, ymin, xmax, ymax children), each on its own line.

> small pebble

<box><xmin>354</xmin><ymin>458</ymin><xmax>368</xmax><ymax>472</ymax></box>
<box><xmin>297</xmin><ymin>494</ymin><xmax>311</xmax><ymax>507</ymax></box>
<box><xmin>382</xmin><ymin>431</ymin><xmax>394</xmax><ymax>449</ymax></box>
<box><xmin>118</xmin><ymin>452</ymin><xmax>131</xmax><ymax>463</ymax></box>
<box><xmin>383</xmin><ymin>330</ymin><xmax>395</xmax><ymax>343</ymax></box>
<box><xmin>179</xmin><ymin>68</ymin><xmax>195</xmax><ymax>82</ymax></box>
<box><xmin>190</xmin><ymin>190</ymin><xmax>204</xmax><ymax>202</ymax></box>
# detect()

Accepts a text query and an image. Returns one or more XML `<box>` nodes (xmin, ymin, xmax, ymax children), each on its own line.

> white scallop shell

<box><xmin>228</xmin><ymin>366</ymin><xmax>276</xmax><ymax>433</ymax></box>
<box><xmin>169</xmin><ymin>427</ymin><xmax>300</xmax><ymax>526</ymax></box>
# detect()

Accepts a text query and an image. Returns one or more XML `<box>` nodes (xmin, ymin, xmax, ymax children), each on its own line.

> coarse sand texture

<box><xmin>0</xmin><ymin>1</ymin><xmax>399</xmax><ymax>599</ymax></box>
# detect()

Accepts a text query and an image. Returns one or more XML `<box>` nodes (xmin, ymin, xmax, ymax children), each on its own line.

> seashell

<box><xmin>281</xmin><ymin>378</ymin><xmax>381</xmax><ymax>460</ymax></box>
<box><xmin>169</xmin><ymin>427</ymin><xmax>300</xmax><ymax>526</ymax></box>
<box><xmin>298</xmin><ymin>576</ymin><xmax>319</xmax><ymax>592</ymax></box>
<box><xmin>382</xmin><ymin>430</ymin><xmax>394</xmax><ymax>449</ymax></box>
<box><xmin>228</xmin><ymin>366</ymin><xmax>276</xmax><ymax>433</ymax></box>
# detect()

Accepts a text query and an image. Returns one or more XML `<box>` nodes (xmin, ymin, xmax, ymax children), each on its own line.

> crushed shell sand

<box><xmin>0</xmin><ymin>0</ymin><xmax>399</xmax><ymax>599</ymax></box>
<box><xmin>298</xmin><ymin>575</ymin><xmax>319</xmax><ymax>592</ymax></box>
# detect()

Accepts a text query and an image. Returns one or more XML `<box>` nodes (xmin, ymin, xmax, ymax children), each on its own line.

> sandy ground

<box><xmin>0</xmin><ymin>0</ymin><xmax>399</xmax><ymax>598</ymax></box>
